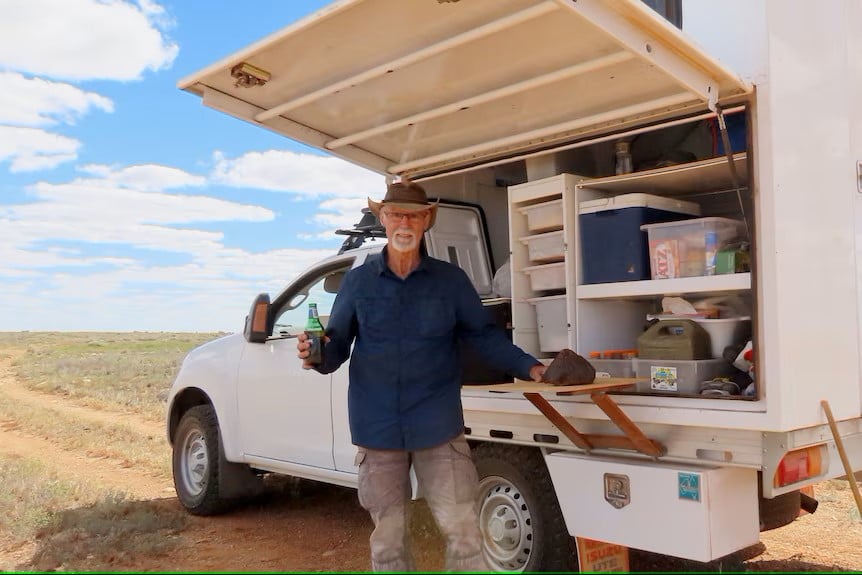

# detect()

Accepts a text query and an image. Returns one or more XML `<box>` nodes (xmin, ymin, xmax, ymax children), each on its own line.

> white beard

<box><xmin>389</xmin><ymin>229</ymin><xmax>420</xmax><ymax>252</ymax></box>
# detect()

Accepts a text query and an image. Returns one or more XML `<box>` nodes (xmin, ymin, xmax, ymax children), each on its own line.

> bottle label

<box><xmin>305</xmin><ymin>332</ymin><xmax>325</xmax><ymax>365</ymax></box>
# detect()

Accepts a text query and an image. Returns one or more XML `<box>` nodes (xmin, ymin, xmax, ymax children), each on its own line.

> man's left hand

<box><xmin>529</xmin><ymin>364</ymin><xmax>547</xmax><ymax>382</ymax></box>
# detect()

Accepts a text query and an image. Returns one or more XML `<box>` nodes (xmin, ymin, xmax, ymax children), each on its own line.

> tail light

<box><xmin>774</xmin><ymin>445</ymin><xmax>825</xmax><ymax>488</ymax></box>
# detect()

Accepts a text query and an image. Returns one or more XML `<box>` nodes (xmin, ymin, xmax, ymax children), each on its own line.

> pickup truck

<box><xmin>168</xmin><ymin>0</ymin><xmax>862</xmax><ymax>571</ymax></box>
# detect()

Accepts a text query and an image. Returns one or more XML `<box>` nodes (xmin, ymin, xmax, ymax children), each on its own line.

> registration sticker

<box><xmin>678</xmin><ymin>472</ymin><xmax>701</xmax><ymax>501</ymax></box>
<box><xmin>650</xmin><ymin>365</ymin><xmax>678</xmax><ymax>391</ymax></box>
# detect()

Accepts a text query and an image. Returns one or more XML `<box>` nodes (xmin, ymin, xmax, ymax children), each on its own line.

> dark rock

<box><xmin>541</xmin><ymin>349</ymin><xmax>596</xmax><ymax>386</ymax></box>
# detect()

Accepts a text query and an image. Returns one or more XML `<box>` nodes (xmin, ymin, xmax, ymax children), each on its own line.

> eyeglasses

<box><xmin>383</xmin><ymin>210</ymin><xmax>428</xmax><ymax>223</ymax></box>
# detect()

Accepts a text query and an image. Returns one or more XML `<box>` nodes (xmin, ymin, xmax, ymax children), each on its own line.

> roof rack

<box><xmin>335</xmin><ymin>208</ymin><xmax>386</xmax><ymax>254</ymax></box>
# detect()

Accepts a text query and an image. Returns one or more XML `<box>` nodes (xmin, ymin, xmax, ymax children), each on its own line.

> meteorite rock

<box><xmin>541</xmin><ymin>349</ymin><xmax>596</xmax><ymax>386</ymax></box>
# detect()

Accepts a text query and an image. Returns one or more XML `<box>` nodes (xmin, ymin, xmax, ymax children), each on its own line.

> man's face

<box><xmin>380</xmin><ymin>207</ymin><xmax>430</xmax><ymax>253</ymax></box>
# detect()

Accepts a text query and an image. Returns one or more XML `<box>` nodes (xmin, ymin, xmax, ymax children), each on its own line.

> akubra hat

<box><xmin>368</xmin><ymin>179</ymin><xmax>439</xmax><ymax>229</ymax></box>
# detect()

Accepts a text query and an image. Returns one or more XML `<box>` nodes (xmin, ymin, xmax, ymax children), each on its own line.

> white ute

<box><xmin>168</xmin><ymin>0</ymin><xmax>862</xmax><ymax>571</ymax></box>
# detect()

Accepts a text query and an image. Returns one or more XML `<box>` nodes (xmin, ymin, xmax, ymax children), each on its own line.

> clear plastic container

<box><xmin>640</xmin><ymin>217</ymin><xmax>747</xmax><ymax>279</ymax></box>
<box><xmin>590</xmin><ymin>358</ymin><xmax>636</xmax><ymax>378</ymax></box>
<box><xmin>614</xmin><ymin>140</ymin><xmax>633</xmax><ymax>175</ymax></box>
<box><xmin>634</xmin><ymin>358</ymin><xmax>736</xmax><ymax>394</ymax></box>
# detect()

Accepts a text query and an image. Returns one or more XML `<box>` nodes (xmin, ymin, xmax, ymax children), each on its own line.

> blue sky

<box><xmin>0</xmin><ymin>0</ymin><xmax>386</xmax><ymax>332</ymax></box>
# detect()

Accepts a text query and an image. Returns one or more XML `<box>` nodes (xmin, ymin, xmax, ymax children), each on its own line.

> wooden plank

<box><xmin>524</xmin><ymin>392</ymin><xmax>593</xmax><ymax>452</ymax></box>
<box><xmin>467</xmin><ymin>378</ymin><xmax>641</xmax><ymax>394</ymax></box>
<box><xmin>591</xmin><ymin>392</ymin><xmax>666</xmax><ymax>457</ymax></box>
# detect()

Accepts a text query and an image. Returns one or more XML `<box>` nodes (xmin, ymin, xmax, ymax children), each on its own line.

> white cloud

<box><xmin>0</xmin><ymin>126</ymin><xmax>80</xmax><ymax>172</ymax></box>
<box><xmin>213</xmin><ymin>149</ymin><xmax>384</xmax><ymax>237</ymax></box>
<box><xmin>0</xmin><ymin>0</ymin><xmax>178</xmax><ymax>82</ymax></box>
<box><xmin>0</xmin><ymin>164</ymin><xmax>273</xmax><ymax>274</ymax></box>
<box><xmin>77</xmin><ymin>164</ymin><xmax>207</xmax><ymax>191</ymax></box>
<box><xmin>4</xmin><ymin>181</ymin><xmax>272</xmax><ymax>255</ymax></box>
<box><xmin>0</xmin><ymin>246</ymin><xmax>337</xmax><ymax>331</ymax></box>
<box><xmin>0</xmin><ymin>72</ymin><xmax>114</xmax><ymax>127</ymax></box>
<box><xmin>213</xmin><ymin>150</ymin><xmax>385</xmax><ymax>199</ymax></box>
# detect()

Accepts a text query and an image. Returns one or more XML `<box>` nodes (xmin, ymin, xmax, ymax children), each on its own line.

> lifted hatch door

<box><xmin>180</xmin><ymin>0</ymin><xmax>749</xmax><ymax>178</ymax></box>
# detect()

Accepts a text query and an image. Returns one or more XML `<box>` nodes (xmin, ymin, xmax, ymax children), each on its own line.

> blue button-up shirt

<box><xmin>317</xmin><ymin>248</ymin><xmax>540</xmax><ymax>450</ymax></box>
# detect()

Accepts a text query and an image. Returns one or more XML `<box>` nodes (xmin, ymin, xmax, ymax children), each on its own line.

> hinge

<box><xmin>857</xmin><ymin>160</ymin><xmax>862</xmax><ymax>193</ymax></box>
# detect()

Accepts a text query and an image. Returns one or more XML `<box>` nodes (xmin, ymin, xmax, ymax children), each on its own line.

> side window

<box><xmin>641</xmin><ymin>0</ymin><xmax>682</xmax><ymax>28</ymax></box>
<box><xmin>272</xmin><ymin>267</ymin><xmax>349</xmax><ymax>337</ymax></box>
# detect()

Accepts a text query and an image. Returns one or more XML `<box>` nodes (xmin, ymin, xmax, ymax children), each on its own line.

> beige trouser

<box><xmin>355</xmin><ymin>434</ymin><xmax>488</xmax><ymax>572</ymax></box>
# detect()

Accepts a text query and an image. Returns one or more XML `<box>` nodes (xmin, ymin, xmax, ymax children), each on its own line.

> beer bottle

<box><xmin>304</xmin><ymin>303</ymin><xmax>325</xmax><ymax>365</ymax></box>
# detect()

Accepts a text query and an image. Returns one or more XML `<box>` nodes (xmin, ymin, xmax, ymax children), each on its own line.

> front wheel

<box><xmin>173</xmin><ymin>404</ymin><xmax>233</xmax><ymax>515</ymax></box>
<box><xmin>473</xmin><ymin>443</ymin><xmax>577</xmax><ymax>572</ymax></box>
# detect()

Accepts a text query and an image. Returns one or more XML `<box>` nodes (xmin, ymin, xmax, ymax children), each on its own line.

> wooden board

<box><xmin>466</xmin><ymin>378</ymin><xmax>642</xmax><ymax>394</ymax></box>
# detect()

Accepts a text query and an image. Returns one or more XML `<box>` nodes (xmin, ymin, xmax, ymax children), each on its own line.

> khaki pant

<box><xmin>355</xmin><ymin>435</ymin><xmax>488</xmax><ymax>572</ymax></box>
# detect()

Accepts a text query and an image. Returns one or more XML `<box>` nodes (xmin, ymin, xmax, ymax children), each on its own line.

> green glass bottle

<box><xmin>305</xmin><ymin>303</ymin><xmax>325</xmax><ymax>365</ymax></box>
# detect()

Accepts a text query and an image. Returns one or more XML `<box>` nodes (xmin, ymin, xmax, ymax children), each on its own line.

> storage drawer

<box><xmin>521</xmin><ymin>262</ymin><xmax>565</xmax><ymax>291</ymax></box>
<box><xmin>519</xmin><ymin>230</ymin><xmax>564</xmax><ymax>263</ymax></box>
<box><xmin>517</xmin><ymin>199</ymin><xmax>563</xmax><ymax>233</ymax></box>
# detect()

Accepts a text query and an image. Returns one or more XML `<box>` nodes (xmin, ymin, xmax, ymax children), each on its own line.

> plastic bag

<box><xmin>493</xmin><ymin>258</ymin><xmax>512</xmax><ymax>298</ymax></box>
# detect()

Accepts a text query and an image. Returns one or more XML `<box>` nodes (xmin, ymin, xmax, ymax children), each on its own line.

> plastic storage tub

<box><xmin>521</xmin><ymin>262</ymin><xmax>565</xmax><ymax>291</ymax></box>
<box><xmin>579</xmin><ymin>194</ymin><xmax>700</xmax><ymax>284</ymax></box>
<box><xmin>517</xmin><ymin>198</ymin><xmax>563</xmax><ymax>233</ymax></box>
<box><xmin>648</xmin><ymin>315</ymin><xmax>752</xmax><ymax>358</ymax></box>
<box><xmin>634</xmin><ymin>358</ymin><xmax>735</xmax><ymax>394</ymax></box>
<box><xmin>519</xmin><ymin>230</ymin><xmax>564</xmax><ymax>263</ymax></box>
<box><xmin>641</xmin><ymin>217</ymin><xmax>747</xmax><ymax>279</ymax></box>
<box><xmin>526</xmin><ymin>295</ymin><xmax>567</xmax><ymax>352</ymax></box>
<box><xmin>589</xmin><ymin>358</ymin><xmax>636</xmax><ymax>378</ymax></box>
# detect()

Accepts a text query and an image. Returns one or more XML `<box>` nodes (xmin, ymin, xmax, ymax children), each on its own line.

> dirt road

<box><xmin>1</xmin><ymin>351</ymin><xmax>860</xmax><ymax>572</ymax></box>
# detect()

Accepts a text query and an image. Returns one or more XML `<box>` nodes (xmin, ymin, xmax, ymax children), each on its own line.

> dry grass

<box><xmin>0</xmin><ymin>455</ymin><xmax>187</xmax><ymax>572</ymax></box>
<box><xmin>0</xmin><ymin>387</ymin><xmax>170</xmax><ymax>476</ymax></box>
<box><xmin>0</xmin><ymin>332</ymin><xmax>214</xmax><ymax>570</ymax></box>
<box><xmin>0</xmin><ymin>456</ymin><xmax>106</xmax><ymax>540</ymax></box>
<box><xmin>0</xmin><ymin>332</ymin><xmax>223</xmax><ymax>421</ymax></box>
<box><xmin>29</xmin><ymin>495</ymin><xmax>186</xmax><ymax>572</ymax></box>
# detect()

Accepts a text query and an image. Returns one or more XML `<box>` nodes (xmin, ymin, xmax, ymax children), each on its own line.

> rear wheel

<box><xmin>473</xmin><ymin>443</ymin><xmax>577</xmax><ymax>572</ymax></box>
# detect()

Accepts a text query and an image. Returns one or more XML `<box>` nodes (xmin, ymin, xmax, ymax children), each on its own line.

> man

<box><xmin>297</xmin><ymin>179</ymin><xmax>546</xmax><ymax>572</ymax></box>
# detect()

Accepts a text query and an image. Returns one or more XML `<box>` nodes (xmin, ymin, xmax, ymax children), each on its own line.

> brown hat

<box><xmin>368</xmin><ymin>179</ymin><xmax>439</xmax><ymax>229</ymax></box>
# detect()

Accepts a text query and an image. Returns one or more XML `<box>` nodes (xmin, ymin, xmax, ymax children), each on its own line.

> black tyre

<box><xmin>759</xmin><ymin>489</ymin><xmax>802</xmax><ymax>531</ymax></box>
<box><xmin>172</xmin><ymin>404</ymin><xmax>234</xmax><ymax>516</ymax></box>
<box><xmin>473</xmin><ymin>443</ymin><xmax>577</xmax><ymax>572</ymax></box>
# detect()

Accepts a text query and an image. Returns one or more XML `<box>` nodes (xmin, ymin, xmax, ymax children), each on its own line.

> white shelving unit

<box><xmin>508</xmin><ymin>173</ymin><xmax>599</xmax><ymax>360</ymax></box>
<box><xmin>508</xmin><ymin>153</ymin><xmax>753</xmax><ymax>389</ymax></box>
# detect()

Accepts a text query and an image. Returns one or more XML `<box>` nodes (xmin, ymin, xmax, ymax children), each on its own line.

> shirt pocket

<box><xmin>417</xmin><ymin>297</ymin><xmax>454</xmax><ymax>338</ymax></box>
<box><xmin>356</xmin><ymin>297</ymin><xmax>395</xmax><ymax>336</ymax></box>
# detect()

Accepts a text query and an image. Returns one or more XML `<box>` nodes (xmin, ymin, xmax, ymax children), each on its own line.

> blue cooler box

<box><xmin>579</xmin><ymin>194</ymin><xmax>700</xmax><ymax>284</ymax></box>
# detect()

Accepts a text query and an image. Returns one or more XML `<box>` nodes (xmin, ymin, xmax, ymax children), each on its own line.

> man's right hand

<box><xmin>296</xmin><ymin>332</ymin><xmax>329</xmax><ymax>370</ymax></box>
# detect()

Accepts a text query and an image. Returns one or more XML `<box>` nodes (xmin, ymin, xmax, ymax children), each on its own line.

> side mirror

<box><xmin>243</xmin><ymin>293</ymin><xmax>271</xmax><ymax>343</ymax></box>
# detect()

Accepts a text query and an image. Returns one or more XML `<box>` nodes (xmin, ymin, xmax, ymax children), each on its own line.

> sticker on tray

<box><xmin>650</xmin><ymin>365</ymin><xmax>678</xmax><ymax>391</ymax></box>
<box><xmin>678</xmin><ymin>472</ymin><xmax>701</xmax><ymax>501</ymax></box>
